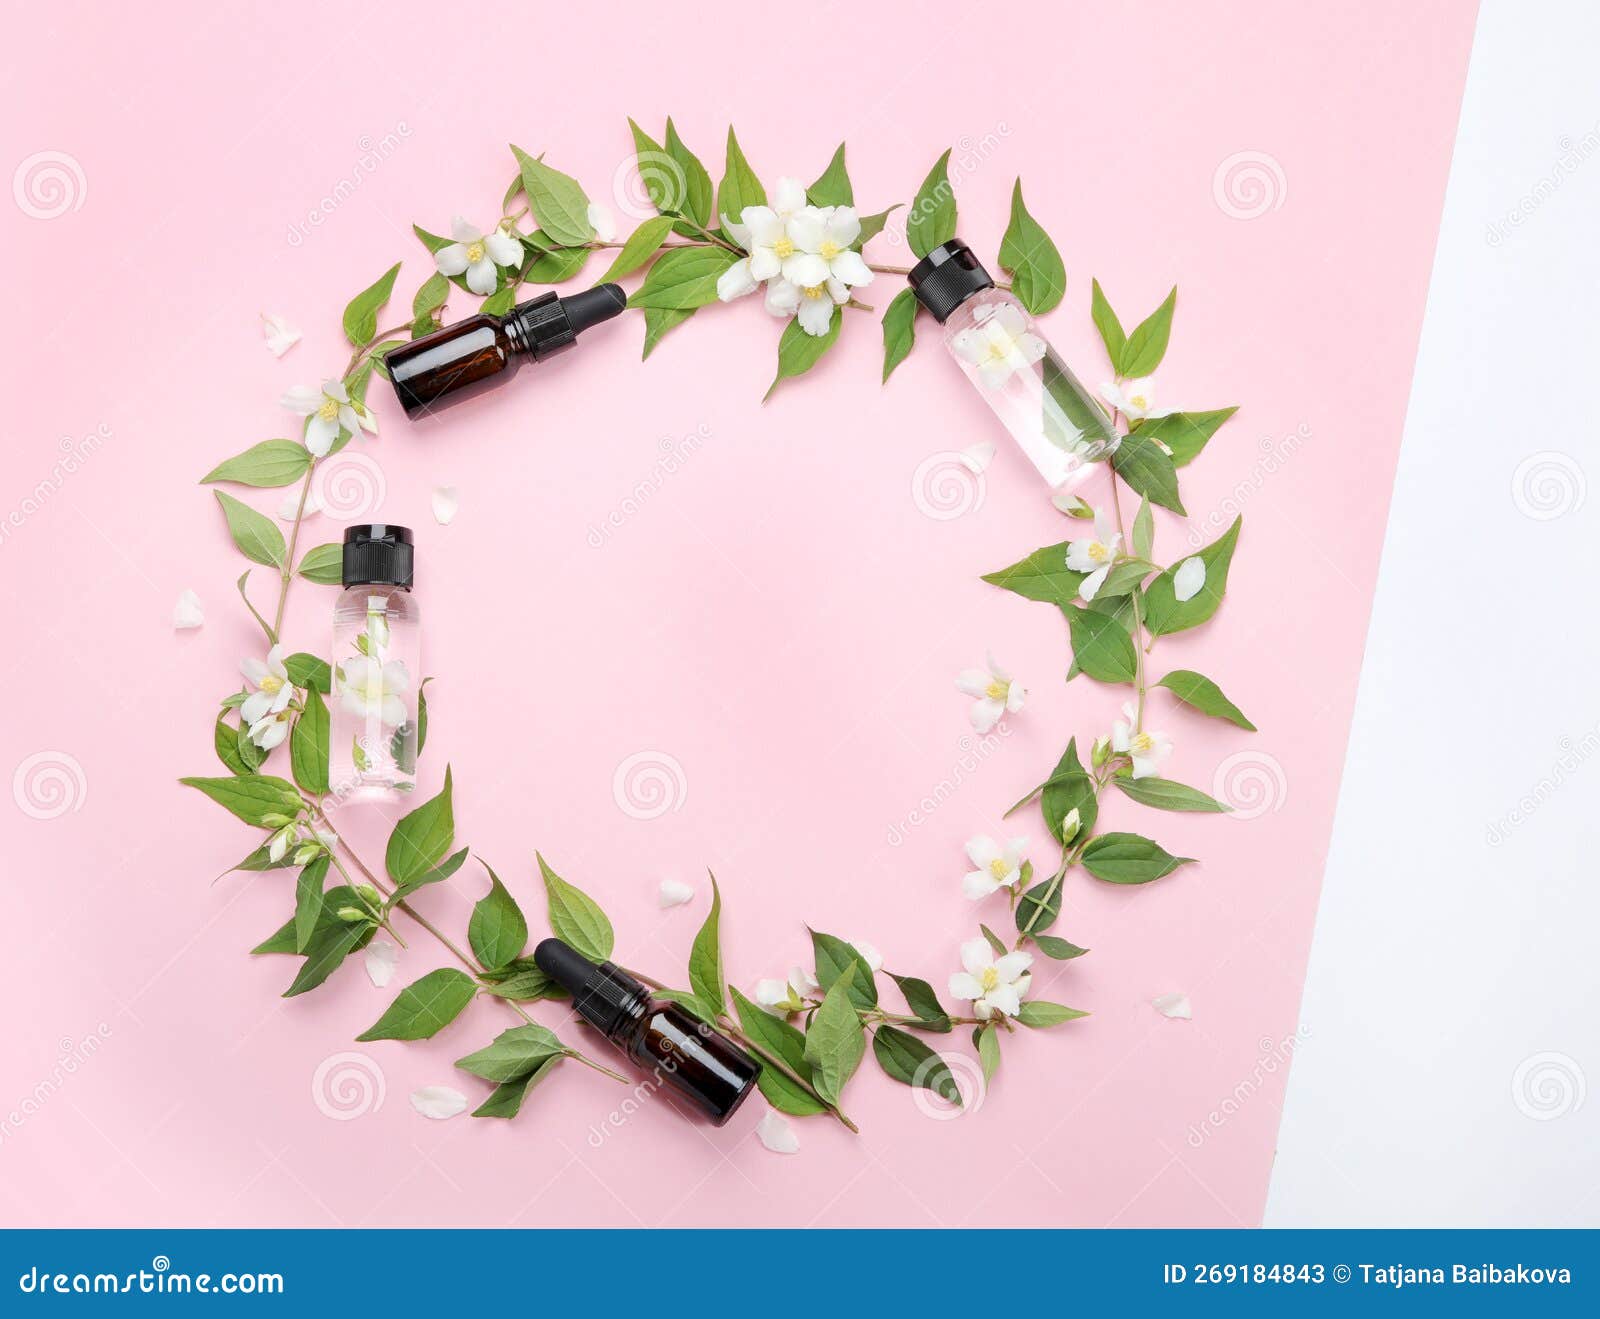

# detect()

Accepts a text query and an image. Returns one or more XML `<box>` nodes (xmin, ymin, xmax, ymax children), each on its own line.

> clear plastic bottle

<box><xmin>329</xmin><ymin>524</ymin><xmax>420</xmax><ymax>801</ymax></box>
<box><xmin>908</xmin><ymin>240</ymin><xmax>1119</xmax><ymax>491</ymax></box>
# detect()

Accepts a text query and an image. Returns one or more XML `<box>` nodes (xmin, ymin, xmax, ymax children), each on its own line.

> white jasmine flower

<box><xmin>433</xmin><ymin>215</ymin><xmax>522</xmax><ymax>295</ymax></box>
<box><xmin>1098</xmin><ymin>376</ymin><xmax>1169</xmax><ymax>421</ymax></box>
<box><xmin>793</xmin><ymin>278</ymin><xmax>851</xmax><ymax>336</ymax></box>
<box><xmin>1110</xmin><ymin>701</ymin><xmax>1173</xmax><ymax>779</ymax></box>
<box><xmin>755</xmin><ymin>967</ymin><xmax>818</xmax><ymax>1014</ymax></box>
<box><xmin>1173</xmin><ymin>555</ymin><xmax>1206</xmax><ymax>602</ymax></box>
<box><xmin>240</xmin><ymin>645</ymin><xmax>293</xmax><ymax>728</ymax></box>
<box><xmin>955</xmin><ymin>651</ymin><xmax>1026</xmax><ymax>734</ymax></box>
<box><xmin>280</xmin><ymin>379</ymin><xmax>371</xmax><ymax>457</ymax></box>
<box><xmin>336</xmin><ymin>655</ymin><xmax>411</xmax><ymax>727</ymax></box>
<box><xmin>248</xmin><ymin>706</ymin><xmax>294</xmax><ymax>752</ymax></box>
<box><xmin>742</xmin><ymin>196</ymin><xmax>826</xmax><ymax>287</ymax></box>
<box><xmin>260</xmin><ymin>312</ymin><xmax>301</xmax><ymax>358</ymax></box>
<box><xmin>586</xmin><ymin>202</ymin><xmax>616</xmax><ymax>242</ymax></box>
<box><xmin>1065</xmin><ymin>508</ymin><xmax>1123</xmax><ymax>601</ymax></box>
<box><xmin>172</xmin><ymin>588</ymin><xmax>204</xmax><ymax>630</ymax></box>
<box><xmin>410</xmin><ymin>1086</ymin><xmax>469</xmax><ymax>1119</ymax></box>
<box><xmin>277</xmin><ymin>487</ymin><xmax>322</xmax><ymax>521</ymax></box>
<box><xmin>963</xmin><ymin>835</ymin><xmax>1029</xmax><ymax>900</ymax></box>
<box><xmin>787</xmin><ymin>205</ymin><xmax>874</xmax><ymax>292</ymax></box>
<box><xmin>717</xmin><ymin>179</ymin><xmax>806</xmax><ymax>302</ymax></box>
<box><xmin>948</xmin><ymin>938</ymin><xmax>1033</xmax><ymax>1020</ymax></box>
<box><xmin>952</xmin><ymin>301</ymin><xmax>1046</xmax><ymax>389</ymax></box>
<box><xmin>716</xmin><ymin>258</ymin><xmax>760</xmax><ymax>302</ymax></box>
<box><xmin>756</xmin><ymin>1110</ymin><xmax>800</xmax><ymax>1154</ymax></box>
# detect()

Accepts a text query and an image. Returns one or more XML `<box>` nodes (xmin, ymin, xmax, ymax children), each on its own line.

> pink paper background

<box><xmin>0</xmin><ymin>0</ymin><xmax>1475</xmax><ymax>1227</ymax></box>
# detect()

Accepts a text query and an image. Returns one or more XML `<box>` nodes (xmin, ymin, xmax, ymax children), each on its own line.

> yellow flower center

<box><xmin>980</xmin><ymin>967</ymin><xmax>1000</xmax><ymax>992</ymax></box>
<box><xmin>1129</xmin><ymin>393</ymin><xmax>1148</xmax><ymax>410</ymax></box>
<box><xmin>988</xmin><ymin>858</ymin><xmax>1011</xmax><ymax>881</ymax></box>
<box><xmin>984</xmin><ymin>680</ymin><xmax>1008</xmax><ymax>700</ymax></box>
<box><xmin>802</xmin><ymin>284</ymin><xmax>827</xmax><ymax>300</ymax></box>
<box><xmin>260</xmin><ymin>675</ymin><xmax>282</xmax><ymax>693</ymax></box>
<box><xmin>466</xmin><ymin>241</ymin><xmax>485</xmax><ymax>263</ymax></box>
<box><xmin>317</xmin><ymin>399</ymin><xmax>340</xmax><ymax>422</ymax></box>
<box><xmin>1131</xmin><ymin>731</ymin><xmax>1156</xmax><ymax>755</ymax></box>
<box><xmin>1087</xmin><ymin>541</ymin><xmax>1111</xmax><ymax>563</ymax></box>
<box><xmin>819</xmin><ymin>239</ymin><xmax>842</xmax><ymax>260</ymax></box>
<box><xmin>772</xmin><ymin>236</ymin><xmax>795</xmax><ymax>259</ymax></box>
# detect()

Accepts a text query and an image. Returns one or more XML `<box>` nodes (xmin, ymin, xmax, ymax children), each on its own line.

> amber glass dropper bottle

<box><xmin>386</xmin><ymin>283</ymin><xmax>627</xmax><ymax>420</ymax></box>
<box><xmin>533</xmin><ymin>937</ymin><xmax>761</xmax><ymax>1125</ymax></box>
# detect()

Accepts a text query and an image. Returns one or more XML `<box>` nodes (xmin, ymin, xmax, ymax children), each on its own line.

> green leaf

<box><xmin>1017</xmin><ymin>1000</ymin><xmax>1089</xmax><ymax>1028</ymax></box>
<box><xmin>804</xmin><ymin>967</ymin><xmax>867</xmax><ymax>1107</ymax></box>
<box><xmin>730</xmin><ymin>987</ymin><xmax>826</xmax><ymax>1117</ymax></box>
<box><xmin>977</xmin><ymin>1024</ymin><xmax>1001</xmax><ymax>1082</ymax></box>
<box><xmin>1090</xmin><ymin>279</ymin><xmax>1127</xmax><ymax>369</ymax></box>
<box><xmin>1143</xmin><ymin>516</ymin><xmax>1242</xmax><ymax>636</ymax></box>
<box><xmin>289</xmin><ymin>686</ymin><xmax>330</xmax><ymax>796</ymax></box>
<box><xmin>1132</xmin><ymin>496</ymin><xmax>1155</xmax><ymax>562</ymax></box>
<box><xmin>416</xmin><ymin>677</ymin><xmax>432</xmax><ymax>753</ymax></box>
<box><xmin>1138</xmin><ymin>408</ymin><xmax>1238</xmax><ymax>468</ymax></box>
<box><xmin>385</xmin><ymin>766</ymin><xmax>454</xmax><ymax>884</ymax></box>
<box><xmin>520</xmin><ymin>230</ymin><xmax>591</xmax><ymax>285</ymax></box>
<box><xmin>343</xmin><ymin>262</ymin><xmax>402</xmax><ymax>346</ymax></box>
<box><xmin>810</xmin><ymin>929</ymin><xmax>878</xmax><ymax>1010</ymax></box>
<box><xmin>294</xmin><ymin>855</ymin><xmax>329</xmax><ymax>953</ymax></box>
<box><xmin>854</xmin><ymin>204</ymin><xmax>900</xmax><ymax>249</ymax></box>
<box><xmin>887</xmin><ymin>973</ymin><xmax>952</xmax><ymax>1033</ymax></box>
<box><xmin>357</xmin><ymin>967</ymin><xmax>477</xmax><ymax>1041</ymax></box>
<box><xmin>881</xmin><ymin>288</ymin><xmax>919</xmax><ymax>382</ymax></box>
<box><xmin>906</xmin><ymin>149</ymin><xmax>956</xmax><ymax>259</ymax></box>
<box><xmin>1093</xmin><ymin>558</ymin><xmax>1158</xmax><ymax>599</ymax></box>
<box><xmin>213</xmin><ymin>711</ymin><xmax>254</xmax><ymax>776</ymax></box>
<box><xmin>1120</xmin><ymin>285</ymin><xmax>1177</xmax><ymax>377</ymax></box>
<box><xmin>1114</xmin><ymin>776</ymin><xmax>1229</xmax><ymax>813</ymax></box>
<box><xmin>472</xmin><ymin>1056</ymin><xmax>560</xmax><ymax>1118</ymax></box>
<box><xmin>1064</xmin><ymin>604</ymin><xmax>1139</xmax><ymax>683</ymax></box>
<box><xmin>688</xmin><ymin>874</ymin><xmax>727</xmax><ymax>1014</ymax></box>
<box><xmin>998</xmin><ymin>179</ymin><xmax>1066</xmax><ymax>315</ymax></box>
<box><xmin>1016</xmin><ymin>879</ymin><xmax>1061</xmax><ymax>934</ymax></box>
<box><xmin>627</xmin><ymin>246</ymin><xmax>738</xmax><ymax>310</ymax></box>
<box><xmin>872</xmin><ymin>1025</ymin><xmax>961</xmax><ymax>1105</ymax></box>
<box><xmin>412</xmin><ymin>271</ymin><xmax>449</xmax><ymax>322</ymax></box>
<box><xmin>1111</xmin><ymin>432</ymin><xmax>1185</xmax><ymax>514</ymax></box>
<box><xmin>283</xmin><ymin>652</ymin><xmax>331</xmax><ymax>693</ymax></box>
<box><xmin>765</xmin><ymin>312</ymin><xmax>841</xmax><ymax>400</ymax></box>
<box><xmin>807</xmin><ymin>143</ymin><xmax>854</xmax><ymax>207</ymax></box>
<box><xmin>481</xmin><ymin>287</ymin><xmax>516</xmax><ymax>316</ymax></box>
<box><xmin>391</xmin><ymin>846</ymin><xmax>469</xmax><ymax>903</ymax></box>
<box><xmin>981</xmin><ymin>541</ymin><xmax>1087</xmax><ymax>608</ymax></box>
<box><xmin>1032</xmin><ymin>934</ymin><xmax>1090</xmax><ymax>961</ymax></box>
<box><xmin>1041</xmin><ymin>739</ymin><xmax>1098</xmax><ymax>843</ymax></box>
<box><xmin>980</xmin><ymin>924</ymin><xmax>1009</xmax><ymax>958</ymax></box>
<box><xmin>599</xmin><ymin>215</ymin><xmax>675</xmax><ymax>282</ymax></box>
<box><xmin>454</xmin><ymin>1023</ymin><xmax>564</xmax><ymax>1083</ymax></box>
<box><xmin>296</xmin><ymin>543</ymin><xmax>343</xmax><ymax>585</ymax></box>
<box><xmin>664</xmin><ymin>118</ymin><xmax>714</xmax><ymax>232</ymax></box>
<box><xmin>201</xmin><ymin>440</ymin><xmax>312</xmax><ymax>489</ymax></box>
<box><xmin>469</xmin><ymin>861</ymin><xmax>528</xmax><ymax>970</ymax></box>
<box><xmin>213</xmin><ymin>491</ymin><xmax>286</xmax><ymax>568</ymax></box>
<box><xmin>511</xmin><ymin>145</ymin><xmax>592</xmax><ymax>246</ymax></box>
<box><xmin>478</xmin><ymin>957</ymin><xmax>556</xmax><ymax>1003</ymax></box>
<box><xmin>717</xmin><ymin>127</ymin><xmax>767</xmax><ymax>228</ymax></box>
<box><xmin>642</xmin><ymin>307</ymin><xmax>693</xmax><ymax>358</ymax></box>
<box><xmin>1080</xmin><ymin>832</ymin><xmax>1195</xmax><ymax>885</ymax></box>
<box><xmin>626</xmin><ymin>119</ymin><xmax>679</xmax><ymax>222</ymax></box>
<box><xmin>537</xmin><ymin>852</ymin><xmax>614</xmax><ymax>961</ymax></box>
<box><xmin>180</xmin><ymin>774</ymin><xmax>302</xmax><ymax>827</ymax></box>
<box><xmin>285</xmin><ymin>914</ymin><xmax>368</xmax><ymax>997</ymax></box>
<box><xmin>1156</xmin><ymin>669</ymin><xmax>1256</xmax><ymax>730</ymax></box>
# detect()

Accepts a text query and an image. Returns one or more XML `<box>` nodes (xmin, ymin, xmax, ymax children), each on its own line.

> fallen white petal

<box><xmin>961</xmin><ymin>442</ymin><xmax>996</xmax><ymax>473</ymax></box>
<box><xmin>410</xmin><ymin>1086</ymin><xmax>469</xmax><ymax>1119</ymax></box>
<box><xmin>260</xmin><ymin>312</ymin><xmax>301</xmax><ymax>358</ymax></box>
<box><xmin>1051</xmin><ymin>492</ymin><xmax>1092</xmax><ymax>517</ymax></box>
<box><xmin>431</xmin><ymin>486</ymin><xmax>460</xmax><ymax>526</ymax></box>
<box><xmin>172</xmin><ymin>589</ymin><xmax>205</xmax><ymax>630</ymax></box>
<box><xmin>658</xmin><ymin>879</ymin><xmax>695</xmax><ymax>908</ymax></box>
<box><xmin>278</xmin><ymin>488</ymin><xmax>322</xmax><ymax>521</ymax></box>
<box><xmin>364</xmin><ymin>939</ymin><xmax>398</xmax><ymax>988</ymax></box>
<box><xmin>1173</xmin><ymin>556</ymin><xmax>1207</xmax><ymax>603</ymax></box>
<box><xmin>1152</xmin><ymin>992</ymin><xmax>1192</xmax><ymax>1020</ymax></box>
<box><xmin>756</xmin><ymin>1110</ymin><xmax>799</xmax><ymax>1154</ymax></box>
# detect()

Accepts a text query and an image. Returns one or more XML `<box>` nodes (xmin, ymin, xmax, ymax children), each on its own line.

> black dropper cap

<box><xmin>508</xmin><ymin>283</ymin><xmax>628</xmax><ymax>361</ymax></box>
<box><xmin>907</xmin><ymin>239</ymin><xmax>995</xmax><ymax>323</ymax></box>
<box><xmin>534</xmin><ymin>938</ymin><xmax>646</xmax><ymax>1036</ymax></box>
<box><xmin>341</xmin><ymin>524</ymin><xmax>414</xmax><ymax>588</ymax></box>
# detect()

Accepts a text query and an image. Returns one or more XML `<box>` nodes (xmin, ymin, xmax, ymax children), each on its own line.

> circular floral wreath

<box><xmin>181</xmin><ymin>120</ymin><xmax>1249</xmax><ymax>1138</ymax></box>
